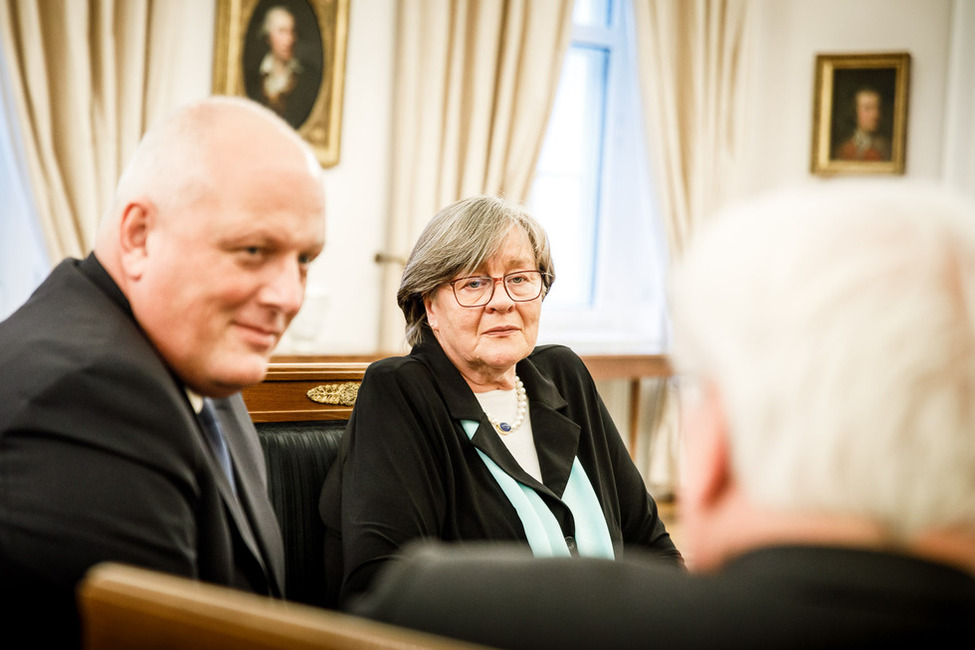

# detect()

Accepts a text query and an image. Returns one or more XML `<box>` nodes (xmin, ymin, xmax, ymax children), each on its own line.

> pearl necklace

<box><xmin>484</xmin><ymin>374</ymin><xmax>528</xmax><ymax>435</ymax></box>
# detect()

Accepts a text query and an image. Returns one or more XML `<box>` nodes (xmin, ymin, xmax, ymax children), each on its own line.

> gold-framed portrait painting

<box><xmin>212</xmin><ymin>0</ymin><xmax>349</xmax><ymax>167</ymax></box>
<box><xmin>810</xmin><ymin>52</ymin><xmax>910</xmax><ymax>176</ymax></box>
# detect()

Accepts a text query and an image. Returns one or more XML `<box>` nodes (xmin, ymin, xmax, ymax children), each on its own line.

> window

<box><xmin>530</xmin><ymin>0</ymin><xmax>669</xmax><ymax>354</ymax></box>
<box><xmin>0</xmin><ymin>46</ymin><xmax>49</xmax><ymax>321</ymax></box>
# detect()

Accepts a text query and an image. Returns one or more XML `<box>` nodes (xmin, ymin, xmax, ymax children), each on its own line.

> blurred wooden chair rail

<box><xmin>79</xmin><ymin>562</ymin><xmax>491</xmax><ymax>650</ymax></box>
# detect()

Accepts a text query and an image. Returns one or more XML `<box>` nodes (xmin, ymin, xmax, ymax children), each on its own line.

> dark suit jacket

<box><xmin>354</xmin><ymin>541</ymin><xmax>975</xmax><ymax>649</ymax></box>
<box><xmin>0</xmin><ymin>255</ymin><xmax>285</xmax><ymax>647</ymax></box>
<box><xmin>321</xmin><ymin>330</ymin><xmax>680</xmax><ymax>607</ymax></box>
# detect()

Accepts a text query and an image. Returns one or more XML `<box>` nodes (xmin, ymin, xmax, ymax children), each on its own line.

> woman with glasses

<box><xmin>320</xmin><ymin>194</ymin><xmax>682</xmax><ymax>607</ymax></box>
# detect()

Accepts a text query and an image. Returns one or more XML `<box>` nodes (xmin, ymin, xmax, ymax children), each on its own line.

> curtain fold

<box><xmin>377</xmin><ymin>0</ymin><xmax>574</xmax><ymax>353</ymax></box>
<box><xmin>0</xmin><ymin>0</ymin><xmax>173</xmax><ymax>264</ymax></box>
<box><xmin>632</xmin><ymin>0</ymin><xmax>752</xmax><ymax>259</ymax></box>
<box><xmin>630</xmin><ymin>0</ymin><xmax>754</xmax><ymax>495</ymax></box>
<box><xmin>942</xmin><ymin>0</ymin><xmax>975</xmax><ymax>196</ymax></box>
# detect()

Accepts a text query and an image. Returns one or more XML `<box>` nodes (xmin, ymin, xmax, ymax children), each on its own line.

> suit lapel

<box><xmin>418</xmin><ymin>334</ymin><xmax>582</xmax><ymax>499</ymax></box>
<box><xmin>524</xmin><ymin>401</ymin><xmax>581</xmax><ymax>497</ymax></box>
<box><xmin>78</xmin><ymin>256</ymin><xmax>285</xmax><ymax>597</ymax></box>
<box><xmin>467</xmin><ymin>418</ymin><xmax>551</xmax><ymax>494</ymax></box>
<box><xmin>208</xmin><ymin>396</ymin><xmax>286</xmax><ymax>597</ymax></box>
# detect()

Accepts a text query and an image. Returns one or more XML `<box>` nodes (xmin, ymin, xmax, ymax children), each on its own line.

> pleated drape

<box><xmin>630</xmin><ymin>0</ymin><xmax>754</xmax><ymax>495</ymax></box>
<box><xmin>632</xmin><ymin>0</ymin><xmax>753</xmax><ymax>259</ymax></box>
<box><xmin>377</xmin><ymin>0</ymin><xmax>574</xmax><ymax>352</ymax></box>
<box><xmin>0</xmin><ymin>0</ymin><xmax>193</xmax><ymax>264</ymax></box>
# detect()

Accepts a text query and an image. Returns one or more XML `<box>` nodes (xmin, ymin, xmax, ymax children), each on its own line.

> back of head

<box><xmin>672</xmin><ymin>180</ymin><xmax>975</xmax><ymax>540</ymax></box>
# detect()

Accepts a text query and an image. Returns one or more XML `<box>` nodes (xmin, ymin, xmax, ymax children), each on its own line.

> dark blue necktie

<box><xmin>199</xmin><ymin>398</ymin><xmax>237</xmax><ymax>496</ymax></box>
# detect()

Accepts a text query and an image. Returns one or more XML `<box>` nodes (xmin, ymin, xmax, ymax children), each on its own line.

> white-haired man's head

<box><xmin>672</xmin><ymin>180</ymin><xmax>975</xmax><ymax>565</ymax></box>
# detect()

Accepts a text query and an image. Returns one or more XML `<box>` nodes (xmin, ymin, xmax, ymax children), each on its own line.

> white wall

<box><xmin>630</xmin><ymin>0</ymin><xmax>970</xmax><ymax>486</ymax></box>
<box><xmin>277</xmin><ymin>0</ymin><xmax>396</xmax><ymax>355</ymax></box>
<box><xmin>739</xmin><ymin>0</ymin><xmax>962</xmax><ymax>197</ymax></box>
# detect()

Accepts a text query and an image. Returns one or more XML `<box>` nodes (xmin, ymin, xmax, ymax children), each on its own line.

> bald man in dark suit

<box><xmin>0</xmin><ymin>96</ymin><xmax>326</xmax><ymax>647</ymax></box>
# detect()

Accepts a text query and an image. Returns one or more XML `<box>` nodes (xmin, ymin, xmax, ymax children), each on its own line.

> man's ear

<box><xmin>699</xmin><ymin>396</ymin><xmax>732</xmax><ymax>507</ymax></box>
<box><xmin>684</xmin><ymin>382</ymin><xmax>733</xmax><ymax>508</ymax></box>
<box><xmin>117</xmin><ymin>201</ymin><xmax>152</xmax><ymax>280</ymax></box>
<box><xmin>699</xmin><ymin>386</ymin><xmax>733</xmax><ymax>506</ymax></box>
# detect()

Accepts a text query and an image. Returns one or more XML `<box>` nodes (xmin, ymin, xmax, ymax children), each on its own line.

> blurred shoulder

<box><xmin>354</xmin><ymin>541</ymin><xmax>695</xmax><ymax>649</ymax></box>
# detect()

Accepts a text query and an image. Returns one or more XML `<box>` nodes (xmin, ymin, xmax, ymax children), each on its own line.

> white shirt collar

<box><xmin>185</xmin><ymin>389</ymin><xmax>204</xmax><ymax>414</ymax></box>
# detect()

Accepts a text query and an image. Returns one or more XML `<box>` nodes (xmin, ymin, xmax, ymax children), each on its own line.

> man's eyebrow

<box><xmin>220</xmin><ymin>230</ymin><xmax>280</xmax><ymax>246</ymax></box>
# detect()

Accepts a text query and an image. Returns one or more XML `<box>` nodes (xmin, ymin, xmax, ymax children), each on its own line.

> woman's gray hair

<box><xmin>397</xmin><ymin>194</ymin><xmax>555</xmax><ymax>347</ymax></box>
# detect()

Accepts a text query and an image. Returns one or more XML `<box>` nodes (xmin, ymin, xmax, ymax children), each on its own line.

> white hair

<box><xmin>671</xmin><ymin>179</ymin><xmax>975</xmax><ymax>540</ymax></box>
<box><xmin>262</xmin><ymin>5</ymin><xmax>295</xmax><ymax>37</ymax></box>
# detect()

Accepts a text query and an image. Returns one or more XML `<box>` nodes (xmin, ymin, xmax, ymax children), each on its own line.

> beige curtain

<box><xmin>630</xmin><ymin>0</ymin><xmax>754</xmax><ymax>495</ymax></box>
<box><xmin>0</xmin><ymin>0</ymin><xmax>191</xmax><ymax>264</ymax></box>
<box><xmin>377</xmin><ymin>0</ymin><xmax>574</xmax><ymax>353</ymax></box>
<box><xmin>632</xmin><ymin>0</ymin><xmax>753</xmax><ymax>258</ymax></box>
<box><xmin>943</xmin><ymin>0</ymin><xmax>975</xmax><ymax>196</ymax></box>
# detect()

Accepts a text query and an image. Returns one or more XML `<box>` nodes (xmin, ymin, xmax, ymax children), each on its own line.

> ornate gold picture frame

<box><xmin>212</xmin><ymin>0</ymin><xmax>349</xmax><ymax>167</ymax></box>
<box><xmin>811</xmin><ymin>52</ymin><xmax>910</xmax><ymax>176</ymax></box>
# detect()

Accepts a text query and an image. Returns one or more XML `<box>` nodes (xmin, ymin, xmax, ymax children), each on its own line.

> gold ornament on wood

<box><xmin>306</xmin><ymin>382</ymin><xmax>359</xmax><ymax>406</ymax></box>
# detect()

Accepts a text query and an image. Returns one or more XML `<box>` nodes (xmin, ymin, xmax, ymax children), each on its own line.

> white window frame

<box><xmin>531</xmin><ymin>0</ymin><xmax>669</xmax><ymax>354</ymax></box>
<box><xmin>0</xmin><ymin>44</ymin><xmax>48</xmax><ymax>320</ymax></box>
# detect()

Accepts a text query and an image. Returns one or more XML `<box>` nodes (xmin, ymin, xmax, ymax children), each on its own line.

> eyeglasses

<box><xmin>448</xmin><ymin>270</ymin><xmax>547</xmax><ymax>308</ymax></box>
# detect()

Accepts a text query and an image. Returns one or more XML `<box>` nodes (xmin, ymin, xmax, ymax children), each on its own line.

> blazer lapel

<box><xmin>420</xmin><ymin>334</ymin><xmax>583</xmax><ymax>500</ymax></box>
<box><xmin>464</xmin><ymin>403</ymin><xmax>581</xmax><ymax>499</ymax></box>
<box><xmin>467</xmin><ymin>418</ymin><xmax>552</xmax><ymax>495</ymax></box>
<box><xmin>524</xmin><ymin>402</ymin><xmax>581</xmax><ymax>498</ymax></box>
<box><xmin>209</xmin><ymin>396</ymin><xmax>286</xmax><ymax>597</ymax></box>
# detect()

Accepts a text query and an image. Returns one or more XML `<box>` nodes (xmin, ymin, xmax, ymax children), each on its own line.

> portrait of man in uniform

<box><xmin>810</xmin><ymin>52</ymin><xmax>909</xmax><ymax>176</ymax></box>
<box><xmin>213</xmin><ymin>0</ymin><xmax>351</xmax><ymax>167</ymax></box>
<box><xmin>829</xmin><ymin>69</ymin><xmax>896</xmax><ymax>163</ymax></box>
<box><xmin>243</xmin><ymin>1</ymin><xmax>323</xmax><ymax>130</ymax></box>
